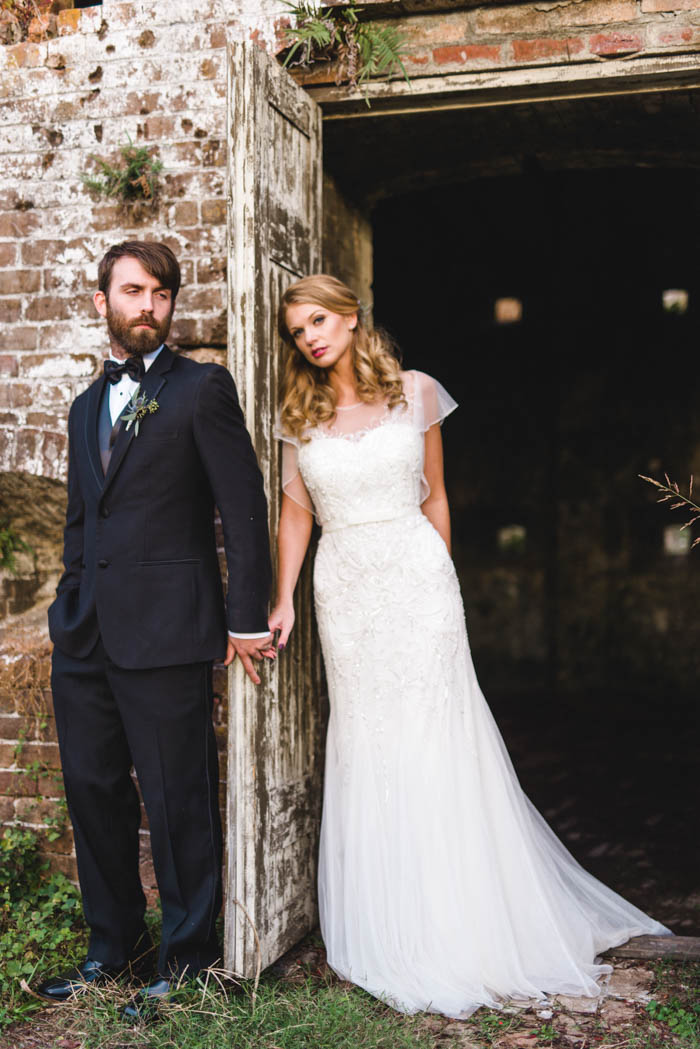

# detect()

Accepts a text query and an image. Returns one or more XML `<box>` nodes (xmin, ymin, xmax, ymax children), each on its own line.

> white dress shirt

<box><xmin>106</xmin><ymin>344</ymin><xmax>268</xmax><ymax>642</ymax></box>
<box><xmin>107</xmin><ymin>344</ymin><xmax>163</xmax><ymax>425</ymax></box>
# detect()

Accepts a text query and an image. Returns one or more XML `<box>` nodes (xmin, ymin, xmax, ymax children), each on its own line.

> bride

<box><xmin>268</xmin><ymin>274</ymin><xmax>670</xmax><ymax>1018</ymax></box>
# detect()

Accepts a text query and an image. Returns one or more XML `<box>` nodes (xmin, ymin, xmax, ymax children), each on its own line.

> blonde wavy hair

<box><xmin>278</xmin><ymin>274</ymin><xmax>406</xmax><ymax>440</ymax></box>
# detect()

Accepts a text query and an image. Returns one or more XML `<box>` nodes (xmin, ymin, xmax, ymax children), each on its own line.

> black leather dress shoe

<box><xmin>121</xmin><ymin>977</ymin><xmax>172</xmax><ymax>1024</ymax></box>
<box><xmin>35</xmin><ymin>959</ymin><xmax>125</xmax><ymax>1002</ymax></box>
<box><xmin>35</xmin><ymin>945</ymin><xmax>155</xmax><ymax>1003</ymax></box>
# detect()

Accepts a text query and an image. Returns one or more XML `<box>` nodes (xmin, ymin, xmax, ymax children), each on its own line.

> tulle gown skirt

<box><xmin>314</xmin><ymin>509</ymin><xmax>669</xmax><ymax>1018</ymax></box>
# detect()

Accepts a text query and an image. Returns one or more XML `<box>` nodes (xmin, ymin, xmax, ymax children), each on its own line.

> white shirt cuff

<box><xmin>228</xmin><ymin>631</ymin><xmax>271</xmax><ymax>639</ymax></box>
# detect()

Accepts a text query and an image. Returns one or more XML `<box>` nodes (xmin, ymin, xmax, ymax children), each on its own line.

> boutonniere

<box><xmin>122</xmin><ymin>387</ymin><xmax>159</xmax><ymax>436</ymax></box>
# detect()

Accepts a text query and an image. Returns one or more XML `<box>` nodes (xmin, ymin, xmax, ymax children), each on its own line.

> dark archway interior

<box><xmin>325</xmin><ymin>95</ymin><xmax>700</xmax><ymax>932</ymax></box>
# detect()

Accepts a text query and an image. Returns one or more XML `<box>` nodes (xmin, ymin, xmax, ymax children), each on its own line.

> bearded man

<box><xmin>39</xmin><ymin>241</ymin><xmax>273</xmax><ymax>1020</ymax></box>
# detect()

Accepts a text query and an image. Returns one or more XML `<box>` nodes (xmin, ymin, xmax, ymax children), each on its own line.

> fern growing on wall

<box><xmin>81</xmin><ymin>136</ymin><xmax>163</xmax><ymax>205</ymax></box>
<box><xmin>282</xmin><ymin>1</ymin><xmax>409</xmax><ymax>100</ymax></box>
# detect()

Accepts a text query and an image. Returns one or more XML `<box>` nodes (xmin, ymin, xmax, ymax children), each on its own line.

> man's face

<box><xmin>94</xmin><ymin>256</ymin><xmax>175</xmax><ymax>358</ymax></box>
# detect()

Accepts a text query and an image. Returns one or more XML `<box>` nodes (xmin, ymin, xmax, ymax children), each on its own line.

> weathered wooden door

<box><xmin>225</xmin><ymin>41</ymin><xmax>324</xmax><ymax>977</ymax></box>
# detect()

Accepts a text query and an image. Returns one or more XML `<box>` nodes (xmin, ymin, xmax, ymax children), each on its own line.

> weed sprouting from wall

<box><xmin>281</xmin><ymin>1</ymin><xmax>409</xmax><ymax>102</ymax></box>
<box><xmin>81</xmin><ymin>135</ymin><xmax>163</xmax><ymax>206</ymax></box>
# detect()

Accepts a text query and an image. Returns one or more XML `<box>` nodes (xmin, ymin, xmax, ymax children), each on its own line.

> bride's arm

<box><xmin>268</xmin><ymin>492</ymin><xmax>313</xmax><ymax>649</ymax></box>
<box><xmin>421</xmin><ymin>423</ymin><xmax>452</xmax><ymax>554</ymax></box>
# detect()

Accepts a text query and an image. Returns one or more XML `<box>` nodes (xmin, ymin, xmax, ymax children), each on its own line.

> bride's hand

<box><xmin>269</xmin><ymin>599</ymin><xmax>295</xmax><ymax>651</ymax></box>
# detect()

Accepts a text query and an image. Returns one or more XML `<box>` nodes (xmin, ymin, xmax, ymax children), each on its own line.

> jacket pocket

<box><xmin>138</xmin><ymin>558</ymin><xmax>201</xmax><ymax>566</ymax></box>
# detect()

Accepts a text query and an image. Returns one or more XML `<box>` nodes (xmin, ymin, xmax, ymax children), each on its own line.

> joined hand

<box><xmin>225</xmin><ymin>634</ymin><xmax>276</xmax><ymax>685</ymax></box>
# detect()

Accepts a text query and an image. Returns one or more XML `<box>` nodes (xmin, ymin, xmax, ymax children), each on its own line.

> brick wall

<box><xmin>0</xmin><ymin>0</ymin><xmax>286</xmax><ymax>484</ymax></box>
<box><xmin>292</xmin><ymin>0</ymin><xmax>700</xmax><ymax>84</ymax></box>
<box><xmin>0</xmin><ymin>0</ymin><xmax>286</xmax><ymax>883</ymax></box>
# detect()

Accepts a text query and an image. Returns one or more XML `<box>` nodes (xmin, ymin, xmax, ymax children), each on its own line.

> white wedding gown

<box><xmin>276</xmin><ymin>370</ymin><xmax>669</xmax><ymax>1018</ymax></box>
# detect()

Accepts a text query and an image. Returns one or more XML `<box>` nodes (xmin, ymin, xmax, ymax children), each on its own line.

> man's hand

<box><xmin>224</xmin><ymin>634</ymin><xmax>276</xmax><ymax>685</ymax></box>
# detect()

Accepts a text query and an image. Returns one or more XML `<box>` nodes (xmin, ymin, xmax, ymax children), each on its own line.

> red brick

<box><xmin>0</xmin><ymin>269</ymin><xmax>41</xmax><ymax>295</ymax></box>
<box><xmin>0</xmin><ymin>300</ymin><xmax>21</xmax><ymax>323</ymax></box>
<box><xmin>0</xmin><ymin>412</ymin><xmax>19</xmax><ymax>425</ymax></box>
<box><xmin>5</xmin><ymin>42</ymin><xmax>44</xmax><ymax>67</ymax></box>
<box><xmin>35</xmin><ymin>825</ymin><xmax>74</xmax><ymax>854</ymax></box>
<box><xmin>475</xmin><ymin>0</ymin><xmax>637</xmax><ymax>34</ymax></box>
<box><xmin>199</xmin><ymin>56</ymin><xmax>220</xmax><ymax>79</ymax></box>
<box><xmin>0</xmin><ymin>742</ymin><xmax>18</xmax><ymax>767</ymax></box>
<box><xmin>0</xmin><ymin>713</ymin><xmax>22</xmax><ymax>738</ymax></box>
<box><xmin>13</xmin><ymin>796</ymin><xmax>64</xmax><ymax>824</ymax></box>
<box><xmin>648</xmin><ymin>24</ymin><xmax>699</xmax><ymax>45</ymax></box>
<box><xmin>209</xmin><ymin>25</ymin><xmax>226</xmax><ymax>48</ymax></box>
<box><xmin>178</xmin><ymin>286</ymin><xmax>225</xmax><ymax>312</ymax></box>
<box><xmin>89</xmin><ymin>204</ymin><xmax>123</xmax><ymax>231</ymax></box>
<box><xmin>642</xmin><ymin>0</ymin><xmax>700</xmax><ymax>8</ymax></box>
<box><xmin>43</xmin><ymin>268</ymin><xmax>87</xmax><ymax>293</ymax></box>
<box><xmin>0</xmin><ymin>243</ymin><xmax>16</xmax><ymax>266</ymax></box>
<box><xmin>44</xmin><ymin>852</ymin><xmax>78</xmax><ymax>879</ymax></box>
<box><xmin>0</xmin><ymin>326</ymin><xmax>38</xmax><ymax>352</ymax></box>
<box><xmin>0</xmin><ymin>211</ymin><xmax>41</xmax><ymax>237</ymax></box>
<box><xmin>57</xmin><ymin>7</ymin><xmax>82</xmax><ymax>34</ymax></box>
<box><xmin>432</xmin><ymin>43</ymin><xmax>501</xmax><ymax>65</ymax></box>
<box><xmin>201</xmin><ymin>199</ymin><xmax>226</xmax><ymax>224</ymax></box>
<box><xmin>21</xmin><ymin>239</ymin><xmax>65</xmax><ymax>266</ymax></box>
<box><xmin>201</xmin><ymin>138</ymin><xmax>225</xmax><ymax>167</ymax></box>
<box><xmin>124</xmin><ymin>90</ymin><xmax>162</xmax><ymax>116</ymax></box>
<box><xmin>0</xmin><ymin>797</ymin><xmax>14</xmax><ymax>822</ymax></box>
<box><xmin>14</xmin><ymin>741</ymin><xmax>60</xmax><ymax>768</ymax></box>
<box><xmin>0</xmin><ymin>355</ymin><xmax>18</xmax><ymax>376</ymax></box>
<box><xmin>0</xmin><ymin>770</ymin><xmax>57</xmax><ymax>796</ymax></box>
<box><xmin>143</xmin><ymin>114</ymin><xmax>177</xmax><ymax>138</ymax></box>
<box><xmin>26</xmin><ymin>411</ymin><xmax>60</xmax><ymax>428</ymax></box>
<box><xmin>173</xmin><ymin>201</ymin><xmax>198</xmax><ymax>226</ymax></box>
<box><xmin>197</xmin><ymin>257</ymin><xmax>226</xmax><ymax>284</ymax></box>
<box><xmin>0</xmin><ymin>712</ymin><xmax>56</xmax><ymax>742</ymax></box>
<box><xmin>0</xmin><ymin>689</ymin><xmax>17</xmax><ymax>715</ymax></box>
<box><xmin>513</xmin><ymin>37</ymin><xmax>585</xmax><ymax>62</ymax></box>
<box><xmin>25</xmin><ymin>296</ymin><xmax>73</xmax><ymax>322</ymax></box>
<box><xmin>590</xmin><ymin>31</ymin><xmax>644</xmax><ymax>54</ymax></box>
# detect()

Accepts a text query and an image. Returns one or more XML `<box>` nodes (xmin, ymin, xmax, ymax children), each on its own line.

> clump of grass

<box><xmin>639</xmin><ymin>472</ymin><xmax>700</xmax><ymax>549</ymax></box>
<box><xmin>12</xmin><ymin>969</ymin><xmax>437</xmax><ymax>1049</ymax></box>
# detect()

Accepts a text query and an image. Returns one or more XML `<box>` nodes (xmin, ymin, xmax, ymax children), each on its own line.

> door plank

<box><xmin>226</xmin><ymin>40</ymin><xmax>324</xmax><ymax>978</ymax></box>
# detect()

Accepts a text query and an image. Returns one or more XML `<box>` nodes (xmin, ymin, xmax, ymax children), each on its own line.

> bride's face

<box><xmin>285</xmin><ymin>301</ymin><xmax>357</xmax><ymax>370</ymax></box>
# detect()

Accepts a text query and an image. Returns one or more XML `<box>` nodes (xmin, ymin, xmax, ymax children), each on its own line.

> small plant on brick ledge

<box><xmin>81</xmin><ymin>135</ymin><xmax>163</xmax><ymax>207</ymax></box>
<box><xmin>0</xmin><ymin>519</ymin><xmax>31</xmax><ymax>575</ymax></box>
<box><xmin>281</xmin><ymin>1</ymin><xmax>409</xmax><ymax>101</ymax></box>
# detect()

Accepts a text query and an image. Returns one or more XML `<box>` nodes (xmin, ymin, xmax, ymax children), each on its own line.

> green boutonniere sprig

<box><xmin>122</xmin><ymin>388</ymin><xmax>159</xmax><ymax>436</ymax></box>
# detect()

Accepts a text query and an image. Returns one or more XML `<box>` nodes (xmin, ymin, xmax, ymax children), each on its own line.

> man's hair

<box><xmin>98</xmin><ymin>241</ymin><xmax>181</xmax><ymax>300</ymax></box>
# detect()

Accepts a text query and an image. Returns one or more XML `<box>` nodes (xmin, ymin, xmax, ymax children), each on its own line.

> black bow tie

<box><xmin>104</xmin><ymin>356</ymin><xmax>146</xmax><ymax>385</ymax></box>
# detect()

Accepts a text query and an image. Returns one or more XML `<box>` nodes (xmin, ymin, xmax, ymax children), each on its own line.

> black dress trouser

<box><xmin>51</xmin><ymin>637</ymin><xmax>223</xmax><ymax>977</ymax></box>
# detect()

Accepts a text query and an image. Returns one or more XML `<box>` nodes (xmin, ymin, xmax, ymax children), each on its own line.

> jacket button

<box><xmin>98</xmin><ymin>559</ymin><xmax>109</xmax><ymax>568</ymax></box>
<box><xmin>100</xmin><ymin>506</ymin><xmax>110</xmax><ymax>518</ymax></box>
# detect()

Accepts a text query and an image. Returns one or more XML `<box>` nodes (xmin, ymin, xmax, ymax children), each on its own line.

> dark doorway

<box><xmin>325</xmin><ymin>98</ymin><xmax>700</xmax><ymax>932</ymax></box>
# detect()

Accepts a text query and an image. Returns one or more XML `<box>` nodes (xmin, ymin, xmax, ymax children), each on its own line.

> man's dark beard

<box><xmin>105</xmin><ymin>301</ymin><xmax>172</xmax><ymax>356</ymax></box>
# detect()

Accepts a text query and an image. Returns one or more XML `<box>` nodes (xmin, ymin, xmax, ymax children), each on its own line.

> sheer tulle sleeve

<box><xmin>273</xmin><ymin>416</ymin><xmax>315</xmax><ymax>516</ymax></box>
<box><xmin>407</xmin><ymin>370</ymin><xmax>458</xmax><ymax>505</ymax></box>
<box><xmin>411</xmin><ymin>370</ymin><xmax>458</xmax><ymax>432</ymax></box>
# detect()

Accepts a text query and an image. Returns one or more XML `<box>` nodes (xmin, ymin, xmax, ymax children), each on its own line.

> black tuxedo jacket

<box><xmin>48</xmin><ymin>346</ymin><xmax>272</xmax><ymax>669</ymax></box>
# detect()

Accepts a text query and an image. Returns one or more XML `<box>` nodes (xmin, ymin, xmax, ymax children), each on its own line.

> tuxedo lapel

<box><xmin>84</xmin><ymin>373</ymin><xmax>108</xmax><ymax>491</ymax></box>
<box><xmin>102</xmin><ymin>346</ymin><xmax>175</xmax><ymax>494</ymax></box>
